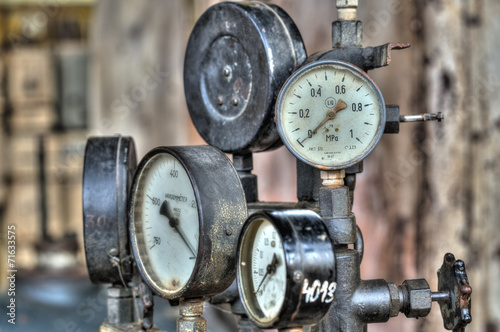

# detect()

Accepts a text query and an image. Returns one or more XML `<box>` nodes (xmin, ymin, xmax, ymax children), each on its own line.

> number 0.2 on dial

<box><xmin>276</xmin><ymin>60</ymin><xmax>386</xmax><ymax>170</ymax></box>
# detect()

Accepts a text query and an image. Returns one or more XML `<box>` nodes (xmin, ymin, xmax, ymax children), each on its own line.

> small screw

<box><xmin>109</xmin><ymin>248</ymin><xmax>119</xmax><ymax>256</ymax></box>
<box><xmin>232</xmin><ymin>97</ymin><xmax>239</xmax><ymax>106</ymax></box>
<box><xmin>217</xmin><ymin>96</ymin><xmax>224</xmax><ymax>105</ymax></box>
<box><xmin>293</xmin><ymin>271</ymin><xmax>303</xmax><ymax>283</ymax></box>
<box><xmin>223</xmin><ymin>66</ymin><xmax>231</xmax><ymax>77</ymax></box>
<box><xmin>225</xmin><ymin>228</ymin><xmax>233</xmax><ymax>236</ymax></box>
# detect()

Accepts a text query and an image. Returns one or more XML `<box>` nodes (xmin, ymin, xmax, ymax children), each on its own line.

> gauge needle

<box><xmin>254</xmin><ymin>253</ymin><xmax>279</xmax><ymax>294</ymax></box>
<box><xmin>160</xmin><ymin>200</ymin><xmax>197</xmax><ymax>258</ymax></box>
<box><xmin>301</xmin><ymin>99</ymin><xmax>347</xmax><ymax>144</ymax></box>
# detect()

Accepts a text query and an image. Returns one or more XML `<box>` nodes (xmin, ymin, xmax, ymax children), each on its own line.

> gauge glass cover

<box><xmin>132</xmin><ymin>152</ymin><xmax>199</xmax><ymax>296</ymax></box>
<box><xmin>239</xmin><ymin>217</ymin><xmax>287</xmax><ymax>325</ymax></box>
<box><xmin>276</xmin><ymin>60</ymin><xmax>385</xmax><ymax>170</ymax></box>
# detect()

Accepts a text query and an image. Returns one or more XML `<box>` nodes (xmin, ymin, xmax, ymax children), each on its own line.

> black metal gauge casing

<box><xmin>129</xmin><ymin>145</ymin><xmax>247</xmax><ymax>300</ymax></box>
<box><xmin>83</xmin><ymin>136</ymin><xmax>137</xmax><ymax>285</ymax></box>
<box><xmin>184</xmin><ymin>1</ymin><xmax>307</xmax><ymax>154</ymax></box>
<box><xmin>237</xmin><ymin>210</ymin><xmax>336</xmax><ymax>329</ymax></box>
<box><xmin>276</xmin><ymin>60</ymin><xmax>386</xmax><ymax>170</ymax></box>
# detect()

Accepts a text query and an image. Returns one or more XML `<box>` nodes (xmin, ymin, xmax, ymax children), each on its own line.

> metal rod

<box><xmin>399</xmin><ymin>112</ymin><xmax>444</xmax><ymax>122</ymax></box>
<box><xmin>431</xmin><ymin>291</ymin><xmax>450</xmax><ymax>303</ymax></box>
<box><xmin>336</xmin><ymin>0</ymin><xmax>358</xmax><ymax>21</ymax></box>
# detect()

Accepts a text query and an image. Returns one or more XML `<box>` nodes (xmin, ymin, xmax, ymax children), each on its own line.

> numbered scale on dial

<box><xmin>276</xmin><ymin>60</ymin><xmax>386</xmax><ymax>170</ymax></box>
<box><xmin>237</xmin><ymin>210</ymin><xmax>336</xmax><ymax>329</ymax></box>
<box><xmin>129</xmin><ymin>145</ymin><xmax>247</xmax><ymax>300</ymax></box>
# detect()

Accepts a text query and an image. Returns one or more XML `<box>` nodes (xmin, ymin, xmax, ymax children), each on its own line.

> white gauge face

<box><xmin>132</xmin><ymin>152</ymin><xmax>199</xmax><ymax>296</ymax></box>
<box><xmin>239</xmin><ymin>218</ymin><xmax>286</xmax><ymax>326</ymax></box>
<box><xmin>276</xmin><ymin>61</ymin><xmax>385</xmax><ymax>169</ymax></box>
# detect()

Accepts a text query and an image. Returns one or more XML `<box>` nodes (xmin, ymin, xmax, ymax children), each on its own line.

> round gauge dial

<box><xmin>238</xmin><ymin>210</ymin><xmax>336</xmax><ymax>329</ymax></box>
<box><xmin>130</xmin><ymin>146</ymin><xmax>247</xmax><ymax>299</ymax></box>
<box><xmin>83</xmin><ymin>135</ymin><xmax>137</xmax><ymax>285</ymax></box>
<box><xmin>184</xmin><ymin>2</ymin><xmax>306</xmax><ymax>154</ymax></box>
<box><xmin>132</xmin><ymin>152</ymin><xmax>199</xmax><ymax>293</ymax></box>
<box><xmin>276</xmin><ymin>60</ymin><xmax>386</xmax><ymax>170</ymax></box>
<box><xmin>239</xmin><ymin>218</ymin><xmax>287</xmax><ymax>325</ymax></box>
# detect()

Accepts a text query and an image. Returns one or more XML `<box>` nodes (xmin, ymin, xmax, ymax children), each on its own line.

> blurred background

<box><xmin>0</xmin><ymin>0</ymin><xmax>498</xmax><ymax>331</ymax></box>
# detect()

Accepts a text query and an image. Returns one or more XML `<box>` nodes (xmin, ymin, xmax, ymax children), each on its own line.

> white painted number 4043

<box><xmin>302</xmin><ymin>279</ymin><xmax>337</xmax><ymax>304</ymax></box>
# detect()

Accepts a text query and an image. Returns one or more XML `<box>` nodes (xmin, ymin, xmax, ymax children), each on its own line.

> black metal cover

<box><xmin>83</xmin><ymin>136</ymin><xmax>137</xmax><ymax>285</ymax></box>
<box><xmin>183</xmin><ymin>2</ymin><xmax>306</xmax><ymax>154</ymax></box>
<box><xmin>129</xmin><ymin>145</ymin><xmax>248</xmax><ymax>299</ymax></box>
<box><xmin>238</xmin><ymin>210</ymin><xmax>336</xmax><ymax>329</ymax></box>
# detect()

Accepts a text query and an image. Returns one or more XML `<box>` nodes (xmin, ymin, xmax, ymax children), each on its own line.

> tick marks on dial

<box><xmin>292</xmin><ymin>128</ymin><xmax>300</xmax><ymax>132</ymax></box>
<box><xmin>342</xmin><ymin>74</ymin><xmax>346</xmax><ymax>82</ymax></box>
<box><xmin>294</xmin><ymin>94</ymin><xmax>302</xmax><ymax>99</ymax></box>
<box><xmin>356</xmin><ymin>137</ymin><xmax>363</xmax><ymax>144</ymax></box>
<box><xmin>356</xmin><ymin>85</ymin><xmax>363</xmax><ymax>91</ymax></box>
<box><xmin>364</xmin><ymin>122</ymin><xmax>373</xmax><ymax>126</ymax></box>
<box><xmin>364</xmin><ymin>103</ymin><xmax>373</xmax><ymax>107</ymax></box>
<box><xmin>306</xmin><ymin>79</ymin><xmax>312</xmax><ymax>87</ymax></box>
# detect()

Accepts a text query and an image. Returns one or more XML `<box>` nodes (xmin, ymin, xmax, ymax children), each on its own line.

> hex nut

<box><xmin>402</xmin><ymin>279</ymin><xmax>432</xmax><ymax>318</ymax></box>
<box><xmin>387</xmin><ymin>282</ymin><xmax>400</xmax><ymax>317</ymax></box>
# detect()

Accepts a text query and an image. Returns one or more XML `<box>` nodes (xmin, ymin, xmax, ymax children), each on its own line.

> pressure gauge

<box><xmin>237</xmin><ymin>210</ymin><xmax>336</xmax><ymax>329</ymax></box>
<box><xmin>276</xmin><ymin>60</ymin><xmax>386</xmax><ymax>170</ymax></box>
<box><xmin>83</xmin><ymin>135</ymin><xmax>137</xmax><ymax>285</ymax></box>
<box><xmin>129</xmin><ymin>145</ymin><xmax>247</xmax><ymax>300</ymax></box>
<box><xmin>184</xmin><ymin>2</ymin><xmax>306</xmax><ymax>154</ymax></box>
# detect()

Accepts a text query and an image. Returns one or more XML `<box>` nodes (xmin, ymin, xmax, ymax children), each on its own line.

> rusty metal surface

<box><xmin>129</xmin><ymin>145</ymin><xmax>247</xmax><ymax>300</ymax></box>
<box><xmin>437</xmin><ymin>253</ymin><xmax>472</xmax><ymax>331</ymax></box>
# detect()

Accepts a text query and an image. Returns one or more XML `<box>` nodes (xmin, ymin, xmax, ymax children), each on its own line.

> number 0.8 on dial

<box><xmin>276</xmin><ymin>60</ymin><xmax>386</xmax><ymax>170</ymax></box>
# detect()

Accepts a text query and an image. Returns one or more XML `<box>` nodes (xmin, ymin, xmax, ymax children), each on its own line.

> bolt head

<box><xmin>402</xmin><ymin>279</ymin><xmax>432</xmax><ymax>318</ymax></box>
<box><xmin>109</xmin><ymin>248</ymin><xmax>119</xmax><ymax>256</ymax></box>
<box><xmin>293</xmin><ymin>271</ymin><xmax>303</xmax><ymax>283</ymax></box>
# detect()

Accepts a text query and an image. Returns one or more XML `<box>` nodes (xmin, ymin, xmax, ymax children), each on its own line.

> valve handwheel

<box><xmin>437</xmin><ymin>253</ymin><xmax>472</xmax><ymax>332</ymax></box>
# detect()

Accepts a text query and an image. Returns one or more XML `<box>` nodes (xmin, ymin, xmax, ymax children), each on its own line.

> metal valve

<box><xmin>434</xmin><ymin>253</ymin><xmax>472</xmax><ymax>332</ymax></box>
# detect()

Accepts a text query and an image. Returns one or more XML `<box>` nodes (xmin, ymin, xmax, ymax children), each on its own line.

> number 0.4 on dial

<box><xmin>276</xmin><ymin>60</ymin><xmax>386</xmax><ymax>170</ymax></box>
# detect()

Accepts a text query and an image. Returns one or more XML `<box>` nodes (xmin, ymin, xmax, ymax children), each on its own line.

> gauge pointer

<box><xmin>160</xmin><ymin>200</ymin><xmax>197</xmax><ymax>258</ymax></box>
<box><xmin>301</xmin><ymin>99</ymin><xmax>347</xmax><ymax>144</ymax></box>
<box><xmin>254</xmin><ymin>253</ymin><xmax>279</xmax><ymax>294</ymax></box>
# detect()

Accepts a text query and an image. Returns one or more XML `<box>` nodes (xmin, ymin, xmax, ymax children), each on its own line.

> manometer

<box><xmin>83</xmin><ymin>135</ymin><xmax>137</xmax><ymax>285</ymax></box>
<box><xmin>237</xmin><ymin>210</ymin><xmax>336</xmax><ymax>329</ymax></box>
<box><xmin>184</xmin><ymin>2</ymin><xmax>306</xmax><ymax>154</ymax></box>
<box><xmin>129</xmin><ymin>145</ymin><xmax>247</xmax><ymax>300</ymax></box>
<box><xmin>276</xmin><ymin>60</ymin><xmax>386</xmax><ymax>170</ymax></box>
